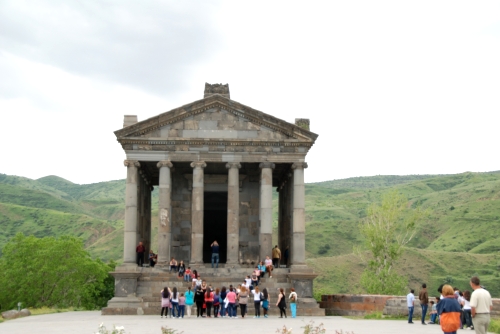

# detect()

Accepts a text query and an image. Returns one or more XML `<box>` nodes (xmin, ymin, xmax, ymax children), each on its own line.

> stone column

<box><xmin>226</xmin><ymin>162</ymin><xmax>241</xmax><ymax>264</ymax></box>
<box><xmin>157</xmin><ymin>160</ymin><xmax>173</xmax><ymax>266</ymax></box>
<box><xmin>291</xmin><ymin>162</ymin><xmax>308</xmax><ymax>268</ymax></box>
<box><xmin>259</xmin><ymin>162</ymin><xmax>275</xmax><ymax>261</ymax></box>
<box><xmin>123</xmin><ymin>160</ymin><xmax>140</xmax><ymax>264</ymax></box>
<box><xmin>190</xmin><ymin>161</ymin><xmax>206</xmax><ymax>264</ymax></box>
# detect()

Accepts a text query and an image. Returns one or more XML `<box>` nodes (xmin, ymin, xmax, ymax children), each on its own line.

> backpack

<box><xmin>213</xmin><ymin>294</ymin><xmax>220</xmax><ymax>305</ymax></box>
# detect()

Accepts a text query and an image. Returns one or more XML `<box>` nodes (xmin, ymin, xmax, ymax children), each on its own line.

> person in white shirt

<box><xmin>470</xmin><ymin>276</ymin><xmax>492</xmax><ymax>334</ymax></box>
<box><xmin>462</xmin><ymin>290</ymin><xmax>473</xmax><ymax>329</ymax></box>
<box><xmin>407</xmin><ymin>289</ymin><xmax>415</xmax><ymax>324</ymax></box>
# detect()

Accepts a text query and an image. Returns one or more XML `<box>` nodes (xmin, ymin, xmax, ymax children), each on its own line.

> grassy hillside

<box><xmin>1</xmin><ymin>171</ymin><xmax>499</xmax><ymax>297</ymax></box>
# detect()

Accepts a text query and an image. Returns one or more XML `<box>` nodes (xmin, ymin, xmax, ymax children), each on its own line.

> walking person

<box><xmin>419</xmin><ymin>283</ymin><xmax>429</xmax><ymax>325</ymax></box>
<box><xmin>136</xmin><ymin>241</ymin><xmax>145</xmax><ymax>266</ymax></box>
<box><xmin>262</xmin><ymin>288</ymin><xmax>270</xmax><ymax>318</ymax></box>
<box><xmin>160</xmin><ymin>286</ymin><xmax>171</xmax><ymax>318</ymax></box>
<box><xmin>239</xmin><ymin>285</ymin><xmax>249</xmax><ymax>318</ymax></box>
<box><xmin>289</xmin><ymin>288</ymin><xmax>298</xmax><ymax>318</ymax></box>
<box><xmin>252</xmin><ymin>286</ymin><xmax>262</xmax><ymax>318</ymax></box>
<box><xmin>170</xmin><ymin>287</ymin><xmax>179</xmax><ymax>318</ymax></box>
<box><xmin>470</xmin><ymin>276</ymin><xmax>492</xmax><ymax>334</ymax></box>
<box><xmin>276</xmin><ymin>288</ymin><xmax>287</xmax><ymax>318</ymax></box>
<box><xmin>211</xmin><ymin>240</ymin><xmax>220</xmax><ymax>269</ymax></box>
<box><xmin>185</xmin><ymin>286</ymin><xmax>194</xmax><ymax>318</ymax></box>
<box><xmin>194</xmin><ymin>286</ymin><xmax>205</xmax><ymax>318</ymax></box>
<box><xmin>407</xmin><ymin>289</ymin><xmax>415</xmax><ymax>324</ymax></box>
<box><xmin>205</xmin><ymin>287</ymin><xmax>214</xmax><ymax>317</ymax></box>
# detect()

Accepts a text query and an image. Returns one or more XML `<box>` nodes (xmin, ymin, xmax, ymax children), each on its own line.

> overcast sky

<box><xmin>1</xmin><ymin>0</ymin><xmax>499</xmax><ymax>184</ymax></box>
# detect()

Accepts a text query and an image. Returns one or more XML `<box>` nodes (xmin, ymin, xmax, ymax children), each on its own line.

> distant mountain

<box><xmin>1</xmin><ymin>171</ymin><xmax>499</xmax><ymax>296</ymax></box>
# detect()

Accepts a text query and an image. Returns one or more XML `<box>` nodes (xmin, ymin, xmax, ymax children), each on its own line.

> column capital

<box><xmin>259</xmin><ymin>162</ymin><xmax>275</xmax><ymax>169</ymax></box>
<box><xmin>291</xmin><ymin>162</ymin><xmax>308</xmax><ymax>170</ymax></box>
<box><xmin>157</xmin><ymin>160</ymin><xmax>173</xmax><ymax>169</ymax></box>
<box><xmin>226</xmin><ymin>162</ymin><xmax>241</xmax><ymax>169</ymax></box>
<box><xmin>124</xmin><ymin>160</ymin><xmax>140</xmax><ymax>168</ymax></box>
<box><xmin>190</xmin><ymin>161</ymin><xmax>207</xmax><ymax>169</ymax></box>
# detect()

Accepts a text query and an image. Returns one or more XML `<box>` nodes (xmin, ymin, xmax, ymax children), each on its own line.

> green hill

<box><xmin>1</xmin><ymin>171</ymin><xmax>499</xmax><ymax>296</ymax></box>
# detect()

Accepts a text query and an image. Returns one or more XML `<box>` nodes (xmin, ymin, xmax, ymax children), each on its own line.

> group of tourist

<box><xmin>406</xmin><ymin>276</ymin><xmax>492</xmax><ymax>334</ymax></box>
<box><xmin>159</xmin><ymin>280</ymin><xmax>298</xmax><ymax>319</ymax></box>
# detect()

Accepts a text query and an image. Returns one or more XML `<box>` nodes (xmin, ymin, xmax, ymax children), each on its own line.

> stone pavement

<box><xmin>2</xmin><ymin>311</ymin><xmax>489</xmax><ymax>334</ymax></box>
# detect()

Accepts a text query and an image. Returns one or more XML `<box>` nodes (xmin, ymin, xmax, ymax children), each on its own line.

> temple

<box><xmin>103</xmin><ymin>83</ymin><xmax>322</xmax><ymax>315</ymax></box>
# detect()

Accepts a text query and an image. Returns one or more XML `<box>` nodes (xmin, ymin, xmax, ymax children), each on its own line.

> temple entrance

<box><xmin>203</xmin><ymin>192</ymin><xmax>228</xmax><ymax>263</ymax></box>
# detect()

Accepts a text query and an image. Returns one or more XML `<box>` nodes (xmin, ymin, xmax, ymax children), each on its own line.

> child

<box><xmin>184</xmin><ymin>267</ymin><xmax>192</xmax><ymax>282</ymax></box>
<box><xmin>254</xmin><ymin>267</ymin><xmax>261</xmax><ymax>283</ymax></box>
<box><xmin>178</xmin><ymin>293</ymin><xmax>185</xmax><ymax>318</ymax></box>
<box><xmin>245</xmin><ymin>276</ymin><xmax>253</xmax><ymax>290</ymax></box>
<box><xmin>429</xmin><ymin>300</ymin><xmax>437</xmax><ymax>324</ymax></box>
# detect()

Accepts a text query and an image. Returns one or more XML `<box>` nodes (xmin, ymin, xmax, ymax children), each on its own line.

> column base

<box><xmin>288</xmin><ymin>269</ymin><xmax>318</xmax><ymax>299</ymax></box>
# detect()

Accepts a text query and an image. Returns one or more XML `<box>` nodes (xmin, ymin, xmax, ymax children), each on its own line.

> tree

<box><xmin>359</xmin><ymin>190</ymin><xmax>424</xmax><ymax>295</ymax></box>
<box><xmin>0</xmin><ymin>233</ymin><xmax>112</xmax><ymax>311</ymax></box>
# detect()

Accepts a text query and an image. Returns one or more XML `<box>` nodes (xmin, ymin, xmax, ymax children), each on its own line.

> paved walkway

<box><xmin>0</xmin><ymin>311</ymin><xmax>486</xmax><ymax>334</ymax></box>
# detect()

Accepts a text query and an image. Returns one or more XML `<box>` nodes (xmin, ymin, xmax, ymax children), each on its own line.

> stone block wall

<box><xmin>320</xmin><ymin>294</ymin><xmax>500</xmax><ymax>317</ymax></box>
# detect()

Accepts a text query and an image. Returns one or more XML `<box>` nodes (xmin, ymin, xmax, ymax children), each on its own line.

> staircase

<box><xmin>103</xmin><ymin>264</ymin><xmax>324</xmax><ymax>316</ymax></box>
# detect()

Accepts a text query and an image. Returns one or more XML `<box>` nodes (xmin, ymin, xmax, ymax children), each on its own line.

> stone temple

<box><xmin>103</xmin><ymin>83</ymin><xmax>323</xmax><ymax>316</ymax></box>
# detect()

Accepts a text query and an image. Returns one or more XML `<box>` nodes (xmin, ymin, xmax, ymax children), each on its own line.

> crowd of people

<box><xmin>406</xmin><ymin>276</ymin><xmax>492</xmax><ymax>334</ymax></box>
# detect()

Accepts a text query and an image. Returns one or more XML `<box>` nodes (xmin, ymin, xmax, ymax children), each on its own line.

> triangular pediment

<box><xmin>115</xmin><ymin>95</ymin><xmax>318</xmax><ymax>143</ymax></box>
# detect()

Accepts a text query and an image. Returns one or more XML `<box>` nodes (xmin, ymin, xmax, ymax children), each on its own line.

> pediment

<box><xmin>115</xmin><ymin>95</ymin><xmax>318</xmax><ymax>143</ymax></box>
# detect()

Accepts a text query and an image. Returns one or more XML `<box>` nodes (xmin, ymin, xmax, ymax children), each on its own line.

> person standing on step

<box><xmin>211</xmin><ymin>240</ymin><xmax>220</xmax><ymax>269</ymax></box>
<box><xmin>194</xmin><ymin>286</ymin><xmax>205</xmax><ymax>318</ymax></box>
<box><xmin>213</xmin><ymin>288</ymin><xmax>221</xmax><ymax>317</ymax></box>
<box><xmin>262</xmin><ymin>288</ymin><xmax>270</xmax><ymax>318</ymax></box>
<box><xmin>276</xmin><ymin>288</ymin><xmax>287</xmax><ymax>318</ymax></box>
<box><xmin>419</xmin><ymin>283</ymin><xmax>429</xmax><ymax>325</ymax></box>
<box><xmin>272</xmin><ymin>245</ymin><xmax>281</xmax><ymax>268</ymax></box>
<box><xmin>178</xmin><ymin>292</ymin><xmax>185</xmax><ymax>318</ymax></box>
<box><xmin>252</xmin><ymin>286</ymin><xmax>261</xmax><ymax>318</ymax></box>
<box><xmin>220</xmin><ymin>286</ymin><xmax>228</xmax><ymax>317</ymax></box>
<box><xmin>136</xmin><ymin>241</ymin><xmax>145</xmax><ymax>267</ymax></box>
<box><xmin>289</xmin><ymin>288</ymin><xmax>298</xmax><ymax>318</ymax></box>
<box><xmin>238</xmin><ymin>285</ymin><xmax>249</xmax><ymax>318</ymax></box>
<box><xmin>171</xmin><ymin>287</ymin><xmax>179</xmax><ymax>318</ymax></box>
<box><xmin>185</xmin><ymin>286</ymin><xmax>194</xmax><ymax>318</ymax></box>
<box><xmin>204</xmin><ymin>286</ymin><xmax>214</xmax><ymax>317</ymax></box>
<box><xmin>407</xmin><ymin>289</ymin><xmax>415</xmax><ymax>324</ymax></box>
<box><xmin>160</xmin><ymin>286</ymin><xmax>171</xmax><ymax>318</ymax></box>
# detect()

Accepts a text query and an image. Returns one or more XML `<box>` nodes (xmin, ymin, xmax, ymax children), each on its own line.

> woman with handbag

<box><xmin>276</xmin><ymin>288</ymin><xmax>287</xmax><ymax>318</ymax></box>
<box><xmin>220</xmin><ymin>286</ymin><xmax>227</xmax><ymax>317</ymax></box>
<box><xmin>262</xmin><ymin>288</ymin><xmax>270</xmax><ymax>318</ymax></box>
<box><xmin>160</xmin><ymin>286</ymin><xmax>171</xmax><ymax>318</ymax></box>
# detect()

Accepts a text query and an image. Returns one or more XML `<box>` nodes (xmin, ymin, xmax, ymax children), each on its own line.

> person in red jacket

<box><xmin>436</xmin><ymin>284</ymin><xmax>461</xmax><ymax>334</ymax></box>
<box><xmin>136</xmin><ymin>241</ymin><xmax>145</xmax><ymax>266</ymax></box>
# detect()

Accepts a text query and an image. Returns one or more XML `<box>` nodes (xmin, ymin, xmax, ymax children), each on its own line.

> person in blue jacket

<box><xmin>436</xmin><ymin>284</ymin><xmax>461</xmax><ymax>334</ymax></box>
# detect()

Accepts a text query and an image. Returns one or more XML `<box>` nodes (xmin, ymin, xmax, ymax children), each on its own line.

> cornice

<box><xmin>118</xmin><ymin>138</ymin><xmax>314</xmax><ymax>148</ymax></box>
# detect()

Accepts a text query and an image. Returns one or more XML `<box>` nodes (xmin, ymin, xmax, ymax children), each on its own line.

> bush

<box><xmin>0</xmin><ymin>233</ymin><xmax>113</xmax><ymax>311</ymax></box>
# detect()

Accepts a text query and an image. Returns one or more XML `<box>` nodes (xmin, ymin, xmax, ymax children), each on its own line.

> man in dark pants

<box><xmin>272</xmin><ymin>245</ymin><xmax>281</xmax><ymax>268</ymax></box>
<box><xmin>407</xmin><ymin>289</ymin><xmax>415</xmax><ymax>324</ymax></box>
<box><xmin>136</xmin><ymin>241</ymin><xmax>145</xmax><ymax>266</ymax></box>
<box><xmin>211</xmin><ymin>240</ymin><xmax>219</xmax><ymax>268</ymax></box>
<box><xmin>419</xmin><ymin>283</ymin><xmax>429</xmax><ymax>325</ymax></box>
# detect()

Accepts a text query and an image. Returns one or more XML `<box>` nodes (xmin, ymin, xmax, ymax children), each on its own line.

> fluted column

<box><xmin>157</xmin><ymin>160</ymin><xmax>173</xmax><ymax>266</ymax></box>
<box><xmin>291</xmin><ymin>162</ymin><xmax>308</xmax><ymax>268</ymax></box>
<box><xmin>226</xmin><ymin>162</ymin><xmax>241</xmax><ymax>264</ymax></box>
<box><xmin>123</xmin><ymin>160</ymin><xmax>140</xmax><ymax>264</ymax></box>
<box><xmin>190</xmin><ymin>161</ymin><xmax>206</xmax><ymax>264</ymax></box>
<box><xmin>259</xmin><ymin>162</ymin><xmax>275</xmax><ymax>261</ymax></box>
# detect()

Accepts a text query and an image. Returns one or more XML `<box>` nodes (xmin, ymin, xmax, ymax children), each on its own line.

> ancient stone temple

<box><xmin>103</xmin><ymin>83</ymin><xmax>323</xmax><ymax>316</ymax></box>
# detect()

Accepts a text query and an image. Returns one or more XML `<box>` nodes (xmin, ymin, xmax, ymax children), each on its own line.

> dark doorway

<box><xmin>203</xmin><ymin>192</ymin><xmax>228</xmax><ymax>263</ymax></box>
